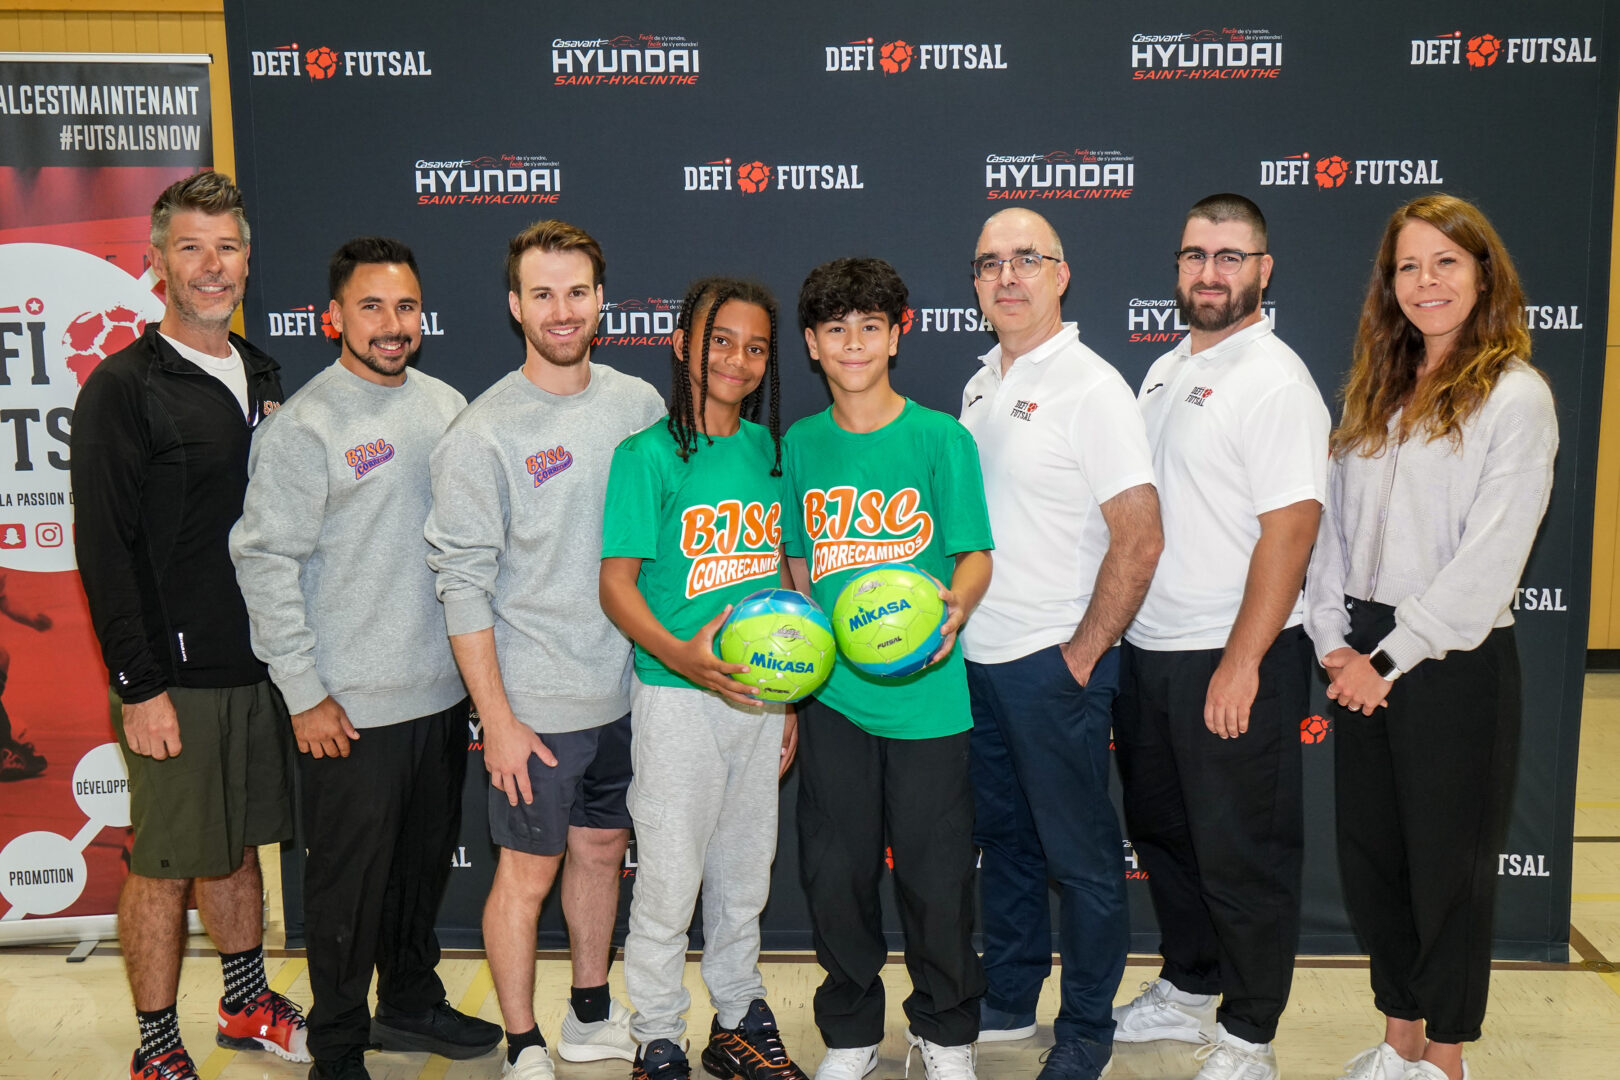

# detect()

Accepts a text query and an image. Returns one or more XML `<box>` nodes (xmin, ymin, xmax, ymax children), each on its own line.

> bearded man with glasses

<box><xmin>1110</xmin><ymin>193</ymin><xmax>1330</xmax><ymax>1080</ymax></box>
<box><xmin>959</xmin><ymin>208</ymin><xmax>1162</xmax><ymax>1080</ymax></box>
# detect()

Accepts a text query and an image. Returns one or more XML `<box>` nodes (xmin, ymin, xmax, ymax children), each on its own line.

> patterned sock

<box><xmin>136</xmin><ymin>1004</ymin><xmax>182</xmax><ymax>1061</ymax></box>
<box><xmin>507</xmin><ymin>1026</ymin><xmax>545</xmax><ymax>1065</ymax></box>
<box><xmin>570</xmin><ymin>983</ymin><xmax>611</xmax><ymax>1023</ymax></box>
<box><xmin>219</xmin><ymin>944</ymin><xmax>270</xmax><ymax>1010</ymax></box>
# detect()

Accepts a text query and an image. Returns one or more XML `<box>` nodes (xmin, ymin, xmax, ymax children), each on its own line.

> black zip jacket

<box><xmin>70</xmin><ymin>325</ymin><xmax>284</xmax><ymax>704</ymax></box>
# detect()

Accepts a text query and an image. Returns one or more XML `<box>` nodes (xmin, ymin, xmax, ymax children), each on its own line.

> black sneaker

<box><xmin>309</xmin><ymin>1048</ymin><xmax>371</xmax><ymax>1080</ymax></box>
<box><xmin>0</xmin><ymin>738</ymin><xmax>46</xmax><ymax>781</ymax></box>
<box><xmin>634</xmin><ymin>1038</ymin><xmax>692</xmax><ymax>1080</ymax></box>
<box><xmin>700</xmin><ymin>1000</ymin><xmax>807</xmax><ymax>1080</ymax></box>
<box><xmin>1036</xmin><ymin>1039</ymin><xmax>1111</xmax><ymax>1080</ymax></box>
<box><xmin>369</xmin><ymin>999</ymin><xmax>501</xmax><ymax>1059</ymax></box>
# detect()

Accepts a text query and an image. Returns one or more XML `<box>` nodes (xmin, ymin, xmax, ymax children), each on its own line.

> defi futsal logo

<box><xmin>984</xmin><ymin>149</ymin><xmax>1135</xmax><ymax>201</ymax></box>
<box><xmin>1129</xmin><ymin>27</ymin><xmax>1283</xmax><ymax>79</ymax></box>
<box><xmin>902</xmin><ymin>304</ymin><xmax>992</xmax><ymax>335</ymax></box>
<box><xmin>414</xmin><ymin>154</ymin><xmax>562</xmax><ymax>206</ymax></box>
<box><xmin>594</xmin><ymin>297</ymin><xmax>681</xmax><ymax>348</ymax></box>
<box><xmin>250</xmin><ymin>42</ymin><xmax>431</xmax><ymax>80</ymax></box>
<box><xmin>1409</xmin><ymin>31</ymin><xmax>1597</xmax><ymax>67</ymax></box>
<box><xmin>551</xmin><ymin>34</ymin><xmax>700</xmax><ymax>86</ymax></box>
<box><xmin>683</xmin><ymin>157</ymin><xmax>865</xmax><ymax>195</ymax></box>
<box><xmin>265</xmin><ymin>303</ymin><xmax>445</xmax><ymax>339</ymax></box>
<box><xmin>823</xmin><ymin>36</ymin><xmax>1008</xmax><ymax>75</ymax></box>
<box><xmin>1259</xmin><ymin>152</ymin><xmax>1443</xmax><ymax>189</ymax></box>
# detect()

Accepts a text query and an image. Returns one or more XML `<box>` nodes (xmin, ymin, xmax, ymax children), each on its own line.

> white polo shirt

<box><xmin>1126</xmin><ymin>316</ymin><xmax>1329</xmax><ymax>652</ymax></box>
<box><xmin>960</xmin><ymin>323</ymin><xmax>1156</xmax><ymax>664</ymax></box>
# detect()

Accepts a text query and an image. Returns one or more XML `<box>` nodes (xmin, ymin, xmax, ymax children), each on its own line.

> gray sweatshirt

<box><xmin>1304</xmin><ymin>363</ymin><xmax>1558</xmax><ymax>673</ymax></box>
<box><xmin>425</xmin><ymin>364</ymin><xmax>664</xmax><ymax>733</ymax></box>
<box><xmin>230</xmin><ymin>361</ymin><xmax>469</xmax><ymax>727</ymax></box>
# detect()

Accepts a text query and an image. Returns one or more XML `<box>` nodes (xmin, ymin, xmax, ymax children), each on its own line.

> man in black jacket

<box><xmin>71</xmin><ymin>172</ymin><xmax>308</xmax><ymax>1080</ymax></box>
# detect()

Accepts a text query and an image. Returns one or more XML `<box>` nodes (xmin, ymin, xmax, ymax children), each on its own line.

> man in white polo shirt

<box><xmin>960</xmin><ymin>208</ymin><xmax>1163</xmax><ymax>1080</ymax></box>
<box><xmin>1111</xmin><ymin>194</ymin><xmax>1329</xmax><ymax>1080</ymax></box>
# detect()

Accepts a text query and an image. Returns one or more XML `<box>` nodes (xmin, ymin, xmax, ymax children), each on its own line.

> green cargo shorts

<box><xmin>115</xmin><ymin>681</ymin><xmax>295</xmax><ymax>879</ymax></box>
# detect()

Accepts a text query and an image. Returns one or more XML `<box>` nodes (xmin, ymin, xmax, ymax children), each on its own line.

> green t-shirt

<box><xmin>602</xmin><ymin>417</ymin><xmax>784</xmax><ymax>689</ymax></box>
<box><xmin>781</xmin><ymin>399</ymin><xmax>993</xmax><ymax>738</ymax></box>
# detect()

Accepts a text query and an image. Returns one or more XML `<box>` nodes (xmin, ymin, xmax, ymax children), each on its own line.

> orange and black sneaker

<box><xmin>216</xmin><ymin>988</ymin><xmax>311</xmax><ymax>1062</ymax></box>
<box><xmin>634</xmin><ymin>1038</ymin><xmax>692</xmax><ymax>1080</ymax></box>
<box><xmin>131</xmin><ymin>1047</ymin><xmax>199</xmax><ymax>1079</ymax></box>
<box><xmin>700</xmin><ymin>1000</ymin><xmax>807</xmax><ymax>1080</ymax></box>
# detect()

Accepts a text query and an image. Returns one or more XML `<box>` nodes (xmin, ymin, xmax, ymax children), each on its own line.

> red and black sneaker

<box><xmin>700</xmin><ymin>1000</ymin><xmax>807</xmax><ymax>1080</ymax></box>
<box><xmin>0</xmin><ymin>738</ymin><xmax>46</xmax><ymax>781</ymax></box>
<box><xmin>217</xmin><ymin>988</ymin><xmax>312</xmax><ymax>1062</ymax></box>
<box><xmin>131</xmin><ymin>1047</ymin><xmax>199</xmax><ymax>1079</ymax></box>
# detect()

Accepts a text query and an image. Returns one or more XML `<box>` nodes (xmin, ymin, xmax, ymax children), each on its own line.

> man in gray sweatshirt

<box><xmin>231</xmin><ymin>237</ymin><xmax>500</xmax><ymax>1080</ymax></box>
<box><xmin>425</xmin><ymin>220</ymin><xmax>664</xmax><ymax>1080</ymax></box>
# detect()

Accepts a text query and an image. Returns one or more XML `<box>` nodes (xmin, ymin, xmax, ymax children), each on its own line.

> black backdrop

<box><xmin>224</xmin><ymin>1</ymin><xmax>1619</xmax><ymax>960</ymax></box>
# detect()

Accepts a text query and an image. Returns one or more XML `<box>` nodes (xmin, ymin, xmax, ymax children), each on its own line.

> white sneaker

<box><xmin>904</xmin><ymin>1031</ymin><xmax>975</xmax><ymax>1080</ymax></box>
<box><xmin>558</xmin><ymin>999</ymin><xmax>637</xmax><ymax>1062</ymax></box>
<box><xmin>1191</xmin><ymin>1025</ymin><xmax>1278</xmax><ymax>1080</ymax></box>
<box><xmin>1337</xmin><ymin>1043</ymin><xmax>1410</xmax><ymax>1080</ymax></box>
<box><xmin>1402</xmin><ymin>1062</ymin><xmax>1470</xmax><ymax>1080</ymax></box>
<box><xmin>1111</xmin><ymin>979</ymin><xmax>1216</xmax><ymax>1044</ymax></box>
<box><xmin>503</xmin><ymin>1044</ymin><xmax>557</xmax><ymax>1080</ymax></box>
<box><xmin>816</xmin><ymin>1044</ymin><xmax>880</xmax><ymax>1080</ymax></box>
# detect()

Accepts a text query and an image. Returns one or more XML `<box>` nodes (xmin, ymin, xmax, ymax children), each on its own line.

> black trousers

<box><xmin>796</xmin><ymin>701</ymin><xmax>985</xmax><ymax>1048</ymax></box>
<box><xmin>1113</xmin><ymin>628</ymin><xmax>1309</xmax><ymax>1044</ymax></box>
<box><xmin>1334</xmin><ymin>598</ymin><xmax>1520</xmax><ymax>1044</ymax></box>
<box><xmin>299</xmin><ymin>699</ymin><xmax>470</xmax><ymax>1061</ymax></box>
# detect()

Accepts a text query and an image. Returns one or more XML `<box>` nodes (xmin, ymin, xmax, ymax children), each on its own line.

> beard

<box><xmin>1176</xmin><ymin>276</ymin><xmax>1261</xmax><ymax>333</ymax></box>
<box><xmin>343</xmin><ymin>329</ymin><xmax>417</xmax><ymax>378</ymax></box>
<box><xmin>523</xmin><ymin>316</ymin><xmax>595</xmax><ymax>368</ymax></box>
<box><xmin>166</xmin><ymin>276</ymin><xmax>243</xmax><ymax>330</ymax></box>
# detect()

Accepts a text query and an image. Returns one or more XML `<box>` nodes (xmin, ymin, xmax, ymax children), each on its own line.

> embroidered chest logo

<box><xmin>345</xmin><ymin>438</ymin><xmax>395</xmax><ymax>479</ymax></box>
<box><xmin>679</xmin><ymin>500</ymin><xmax>782</xmax><ymax>598</ymax></box>
<box><xmin>1011</xmin><ymin>399</ymin><xmax>1039</xmax><ymax>421</ymax></box>
<box><xmin>802</xmin><ymin>486</ymin><xmax>935</xmax><ymax>581</ymax></box>
<box><xmin>1184</xmin><ymin>386</ymin><xmax>1213</xmax><ymax>406</ymax></box>
<box><xmin>526</xmin><ymin>445</ymin><xmax>574</xmax><ymax>487</ymax></box>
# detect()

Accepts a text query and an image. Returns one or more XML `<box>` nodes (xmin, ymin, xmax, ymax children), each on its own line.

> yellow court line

<box><xmin>196</xmin><ymin>957</ymin><xmax>308</xmax><ymax>1080</ymax></box>
<box><xmin>1573</xmin><ymin>893</ymin><xmax>1620</xmax><ymax>902</ymax></box>
<box><xmin>1603</xmin><ymin>970</ymin><xmax>1620</xmax><ymax>1001</ymax></box>
<box><xmin>417</xmin><ymin>961</ymin><xmax>496</xmax><ymax>1080</ymax></box>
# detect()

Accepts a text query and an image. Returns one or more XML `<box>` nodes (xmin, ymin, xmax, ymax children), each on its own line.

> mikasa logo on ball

<box><xmin>846</xmin><ymin>597</ymin><xmax>914</xmax><ymax>631</ymax></box>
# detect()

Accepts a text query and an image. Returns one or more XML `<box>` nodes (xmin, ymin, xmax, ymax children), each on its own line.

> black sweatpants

<box><xmin>796</xmin><ymin>701</ymin><xmax>985</xmax><ymax>1048</ymax></box>
<box><xmin>1334</xmin><ymin>597</ymin><xmax>1520</xmax><ymax>1044</ymax></box>
<box><xmin>299</xmin><ymin>699</ymin><xmax>470</xmax><ymax>1061</ymax></box>
<box><xmin>1113</xmin><ymin>627</ymin><xmax>1309</xmax><ymax>1044</ymax></box>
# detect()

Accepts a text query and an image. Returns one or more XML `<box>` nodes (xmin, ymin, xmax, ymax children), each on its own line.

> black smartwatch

<box><xmin>1368</xmin><ymin>649</ymin><xmax>1399</xmax><ymax>679</ymax></box>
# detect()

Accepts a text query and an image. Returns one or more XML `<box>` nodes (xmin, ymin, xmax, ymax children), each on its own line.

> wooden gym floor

<box><xmin>4</xmin><ymin>676</ymin><xmax>1620</xmax><ymax>1080</ymax></box>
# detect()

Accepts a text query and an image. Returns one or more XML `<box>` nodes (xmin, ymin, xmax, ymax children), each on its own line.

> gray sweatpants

<box><xmin>624</xmin><ymin>679</ymin><xmax>786</xmax><ymax>1044</ymax></box>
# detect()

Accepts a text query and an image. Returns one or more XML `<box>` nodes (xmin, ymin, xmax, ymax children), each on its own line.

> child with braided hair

<box><xmin>600</xmin><ymin>277</ymin><xmax>804</xmax><ymax>1080</ymax></box>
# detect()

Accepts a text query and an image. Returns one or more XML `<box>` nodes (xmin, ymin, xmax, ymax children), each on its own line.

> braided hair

<box><xmin>667</xmin><ymin>277</ymin><xmax>782</xmax><ymax>476</ymax></box>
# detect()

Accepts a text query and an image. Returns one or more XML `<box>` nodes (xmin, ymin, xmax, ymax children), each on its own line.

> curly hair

<box><xmin>796</xmin><ymin>257</ymin><xmax>908</xmax><ymax>332</ymax></box>
<box><xmin>1334</xmin><ymin>194</ymin><xmax>1537</xmax><ymax>457</ymax></box>
<box><xmin>668</xmin><ymin>277</ymin><xmax>782</xmax><ymax>477</ymax></box>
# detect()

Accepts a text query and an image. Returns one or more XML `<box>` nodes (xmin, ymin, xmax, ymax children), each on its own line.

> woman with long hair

<box><xmin>1304</xmin><ymin>194</ymin><xmax>1558</xmax><ymax>1080</ymax></box>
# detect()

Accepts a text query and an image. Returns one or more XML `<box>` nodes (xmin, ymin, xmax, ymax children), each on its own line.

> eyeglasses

<box><xmin>972</xmin><ymin>253</ymin><xmax>1062</xmax><ymax>281</ymax></box>
<box><xmin>1175</xmin><ymin>249</ymin><xmax>1266</xmax><ymax>276</ymax></box>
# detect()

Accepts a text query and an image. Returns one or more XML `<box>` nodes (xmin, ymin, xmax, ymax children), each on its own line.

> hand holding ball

<box><xmin>714</xmin><ymin>589</ymin><xmax>836</xmax><ymax>703</ymax></box>
<box><xmin>831</xmin><ymin>562</ymin><xmax>950</xmax><ymax>678</ymax></box>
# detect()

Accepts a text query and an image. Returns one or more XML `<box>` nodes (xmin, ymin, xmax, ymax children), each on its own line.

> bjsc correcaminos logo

<box><xmin>250</xmin><ymin>42</ymin><xmax>431</xmax><ymax>80</ymax></box>
<box><xmin>1259</xmin><ymin>151</ymin><xmax>1443</xmax><ymax>189</ymax></box>
<box><xmin>683</xmin><ymin>157</ymin><xmax>864</xmax><ymax>195</ymax></box>
<box><xmin>266</xmin><ymin>302</ymin><xmax>444</xmax><ymax>339</ymax></box>
<box><xmin>823</xmin><ymin>36</ymin><xmax>1008</xmax><ymax>75</ymax></box>
<box><xmin>1129</xmin><ymin>27</ymin><xmax>1283</xmax><ymax>79</ymax></box>
<box><xmin>594</xmin><ymin>297</ymin><xmax>681</xmax><ymax>348</ymax></box>
<box><xmin>1127</xmin><ymin>298</ymin><xmax>1278</xmax><ymax>344</ymax></box>
<box><xmin>1410</xmin><ymin>30</ymin><xmax>1596</xmax><ymax>67</ymax></box>
<box><xmin>985</xmin><ymin>149</ymin><xmax>1135</xmax><ymax>201</ymax></box>
<box><xmin>415</xmin><ymin>154</ymin><xmax>561</xmax><ymax>206</ymax></box>
<box><xmin>551</xmin><ymin>34</ymin><xmax>700</xmax><ymax>86</ymax></box>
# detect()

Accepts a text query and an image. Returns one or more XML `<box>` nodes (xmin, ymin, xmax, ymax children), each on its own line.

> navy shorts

<box><xmin>488</xmin><ymin>712</ymin><xmax>632</xmax><ymax>856</ymax></box>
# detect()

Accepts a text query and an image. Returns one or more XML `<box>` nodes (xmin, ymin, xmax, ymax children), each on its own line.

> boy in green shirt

<box><xmin>781</xmin><ymin>258</ymin><xmax>993</xmax><ymax>1080</ymax></box>
<box><xmin>601</xmin><ymin>278</ymin><xmax>807</xmax><ymax>1080</ymax></box>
